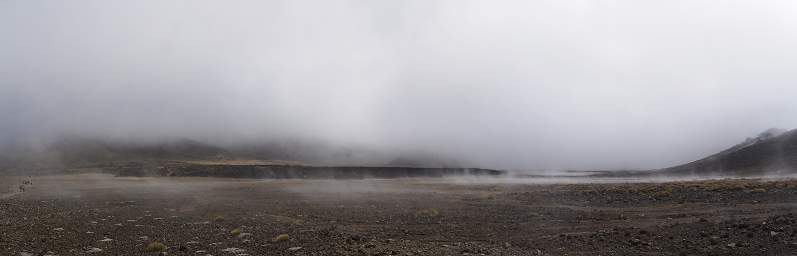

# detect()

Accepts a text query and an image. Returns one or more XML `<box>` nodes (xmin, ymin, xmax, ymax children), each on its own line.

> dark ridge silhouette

<box><xmin>655</xmin><ymin>128</ymin><xmax>797</xmax><ymax>176</ymax></box>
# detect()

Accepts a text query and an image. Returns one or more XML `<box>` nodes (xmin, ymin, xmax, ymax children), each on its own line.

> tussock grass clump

<box><xmin>213</xmin><ymin>215</ymin><xmax>225</xmax><ymax>222</ymax></box>
<box><xmin>273</xmin><ymin>234</ymin><xmax>290</xmax><ymax>242</ymax></box>
<box><xmin>146</xmin><ymin>241</ymin><xmax>166</xmax><ymax>252</ymax></box>
<box><xmin>416</xmin><ymin>208</ymin><xmax>440</xmax><ymax>218</ymax></box>
<box><xmin>653</xmin><ymin>186</ymin><xmax>674</xmax><ymax>198</ymax></box>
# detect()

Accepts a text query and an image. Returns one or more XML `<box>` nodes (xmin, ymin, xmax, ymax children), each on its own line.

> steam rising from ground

<box><xmin>3</xmin><ymin>1</ymin><xmax>797</xmax><ymax>170</ymax></box>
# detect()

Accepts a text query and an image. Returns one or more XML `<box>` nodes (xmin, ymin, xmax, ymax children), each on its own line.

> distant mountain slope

<box><xmin>0</xmin><ymin>136</ymin><xmax>468</xmax><ymax>175</ymax></box>
<box><xmin>50</xmin><ymin>137</ymin><xmax>230</xmax><ymax>167</ymax></box>
<box><xmin>659</xmin><ymin>128</ymin><xmax>797</xmax><ymax>176</ymax></box>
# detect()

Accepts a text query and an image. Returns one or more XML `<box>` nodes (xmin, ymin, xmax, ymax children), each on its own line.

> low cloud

<box><xmin>2</xmin><ymin>1</ymin><xmax>797</xmax><ymax>169</ymax></box>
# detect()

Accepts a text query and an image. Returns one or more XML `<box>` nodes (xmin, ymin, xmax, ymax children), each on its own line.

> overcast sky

<box><xmin>2</xmin><ymin>1</ymin><xmax>797</xmax><ymax>169</ymax></box>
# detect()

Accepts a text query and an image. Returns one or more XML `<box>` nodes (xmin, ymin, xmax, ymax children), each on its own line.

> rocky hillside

<box><xmin>659</xmin><ymin>128</ymin><xmax>797</xmax><ymax>176</ymax></box>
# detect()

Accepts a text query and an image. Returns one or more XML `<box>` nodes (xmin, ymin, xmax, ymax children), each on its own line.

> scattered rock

<box><xmin>221</xmin><ymin>248</ymin><xmax>246</xmax><ymax>253</ymax></box>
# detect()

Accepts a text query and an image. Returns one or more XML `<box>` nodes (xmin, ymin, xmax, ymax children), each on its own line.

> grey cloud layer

<box><xmin>2</xmin><ymin>0</ymin><xmax>797</xmax><ymax>169</ymax></box>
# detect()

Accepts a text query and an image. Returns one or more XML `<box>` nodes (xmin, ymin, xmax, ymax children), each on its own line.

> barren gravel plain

<box><xmin>3</xmin><ymin>174</ymin><xmax>797</xmax><ymax>255</ymax></box>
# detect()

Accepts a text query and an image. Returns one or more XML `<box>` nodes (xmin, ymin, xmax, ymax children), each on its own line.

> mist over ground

<box><xmin>2</xmin><ymin>1</ymin><xmax>797</xmax><ymax>170</ymax></box>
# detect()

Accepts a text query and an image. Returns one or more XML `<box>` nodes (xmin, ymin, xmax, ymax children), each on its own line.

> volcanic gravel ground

<box><xmin>2</xmin><ymin>174</ymin><xmax>797</xmax><ymax>255</ymax></box>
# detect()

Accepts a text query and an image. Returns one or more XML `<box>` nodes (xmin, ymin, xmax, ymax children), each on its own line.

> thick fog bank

<box><xmin>3</xmin><ymin>1</ymin><xmax>797</xmax><ymax>170</ymax></box>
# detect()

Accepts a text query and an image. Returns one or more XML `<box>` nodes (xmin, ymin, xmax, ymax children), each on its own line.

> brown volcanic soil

<box><xmin>3</xmin><ymin>175</ymin><xmax>797</xmax><ymax>255</ymax></box>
